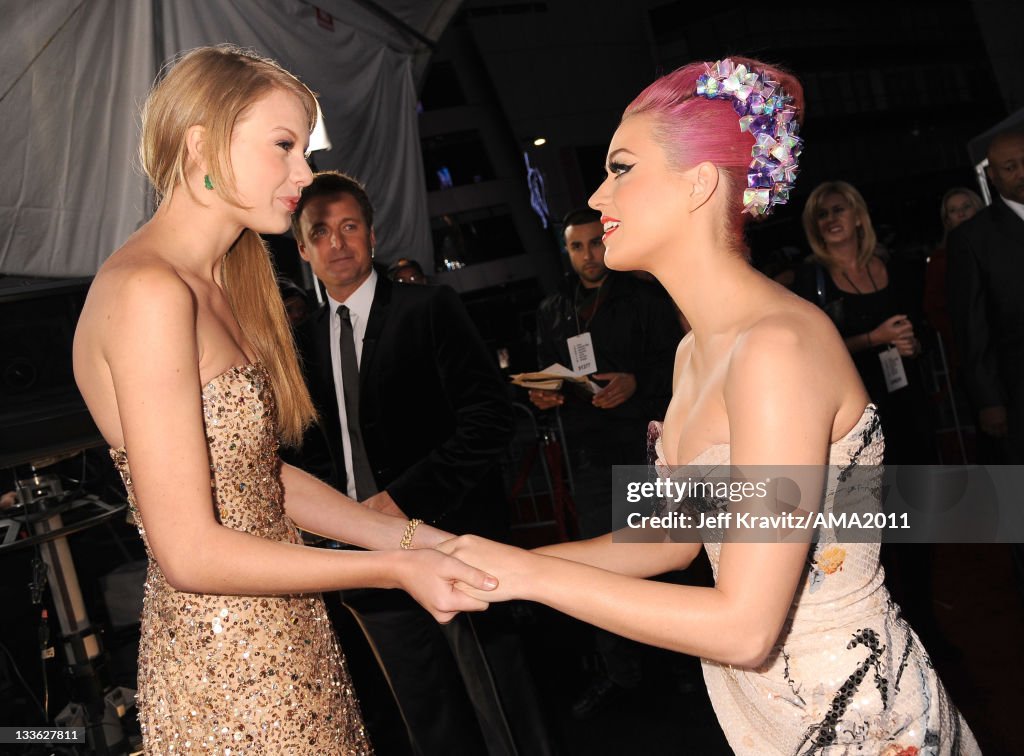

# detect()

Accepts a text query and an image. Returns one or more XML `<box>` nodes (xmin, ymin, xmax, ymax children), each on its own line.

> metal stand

<box><xmin>506</xmin><ymin>403</ymin><xmax>579</xmax><ymax>542</ymax></box>
<box><xmin>12</xmin><ymin>471</ymin><xmax>133</xmax><ymax>755</ymax></box>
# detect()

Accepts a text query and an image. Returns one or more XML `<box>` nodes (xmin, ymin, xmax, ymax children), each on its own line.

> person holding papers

<box><xmin>532</xmin><ymin>207</ymin><xmax>682</xmax><ymax>536</ymax></box>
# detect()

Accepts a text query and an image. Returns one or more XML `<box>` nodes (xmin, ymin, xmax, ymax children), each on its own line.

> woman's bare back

<box><xmin>73</xmin><ymin>235</ymin><xmax>253</xmax><ymax>449</ymax></box>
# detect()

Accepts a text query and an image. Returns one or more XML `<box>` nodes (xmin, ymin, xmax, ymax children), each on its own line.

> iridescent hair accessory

<box><xmin>695</xmin><ymin>58</ymin><xmax>802</xmax><ymax>216</ymax></box>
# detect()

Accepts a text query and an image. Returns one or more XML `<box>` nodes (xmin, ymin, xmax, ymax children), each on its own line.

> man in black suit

<box><xmin>289</xmin><ymin>172</ymin><xmax>551</xmax><ymax>755</ymax></box>
<box><xmin>948</xmin><ymin>129</ymin><xmax>1024</xmax><ymax>464</ymax></box>
<box><xmin>948</xmin><ymin>128</ymin><xmax>1024</xmax><ymax>604</ymax></box>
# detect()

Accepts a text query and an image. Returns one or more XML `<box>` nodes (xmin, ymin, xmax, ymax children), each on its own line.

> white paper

<box><xmin>567</xmin><ymin>332</ymin><xmax>597</xmax><ymax>375</ymax></box>
<box><xmin>879</xmin><ymin>346</ymin><xmax>908</xmax><ymax>393</ymax></box>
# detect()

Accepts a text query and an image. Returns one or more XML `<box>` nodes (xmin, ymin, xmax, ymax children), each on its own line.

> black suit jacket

<box><xmin>288</xmin><ymin>274</ymin><xmax>513</xmax><ymax>538</ymax></box>
<box><xmin>947</xmin><ymin>196</ymin><xmax>1024</xmax><ymax>412</ymax></box>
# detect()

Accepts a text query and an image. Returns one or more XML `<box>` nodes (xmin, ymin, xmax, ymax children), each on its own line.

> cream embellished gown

<box><xmin>111</xmin><ymin>363</ymin><xmax>371</xmax><ymax>754</ymax></box>
<box><xmin>652</xmin><ymin>405</ymin><xmax>978</xmax><ymax>755</ymax></box>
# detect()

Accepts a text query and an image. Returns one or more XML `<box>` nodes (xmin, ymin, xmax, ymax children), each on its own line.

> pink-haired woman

<box><xmin>440</xmin><ymin>58</ymin><xmax>977</xmax><ymax>755</ymax></box>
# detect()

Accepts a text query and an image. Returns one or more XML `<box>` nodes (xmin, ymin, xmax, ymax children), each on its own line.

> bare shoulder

<box><xmin>733</xmin><ymin>307</ymin><xmax>815</xmax><ymax>358</ymax></box>
<box><xmin>93</xmin><ymin>244</ymin><xmax>192</xmax><ymax>310</ymax></box>
<box><xmin>722</xmin><ymin>308</ymin><xmax>835</xmax><ymax>463</ymax></box>
<box><xmin>748</xmin><ymin>294</ymin><xmax>843</xmax><ymax>355</ymax></box>
<box><xmin>726</xmin><ymin>301</ymin><xmax>843</xmax><ymax>403</ymax></box>
<box><xmin>723</xmin><ymin>292</ymin><xmax>867</xmax><ymax>450</ymax></box>
<box><xmin>73</xmin><ymin>240</ymin><xmax>203</xmax><ymax>445</ymax></box>
<box><xmin>75</xmin><ymin>241</ymin><xmax>197</xmax><ymax>372</ymax></box>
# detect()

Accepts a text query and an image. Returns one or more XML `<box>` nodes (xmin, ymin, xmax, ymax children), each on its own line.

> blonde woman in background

<box><xmin>794</xmin><ymin>181</ymin><xmax>959</xmax><ymax>663</ymax></box>
<box><xmin>794</xmin><ymin>181</ymin><xmax>933</xmax><ymax>465</ymax></box>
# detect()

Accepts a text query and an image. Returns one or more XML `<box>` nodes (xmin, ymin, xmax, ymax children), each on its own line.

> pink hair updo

<box><xmin>623</xmin><ymin>57</ymin><xmax>804</xmax><ymax>253</ymax></box>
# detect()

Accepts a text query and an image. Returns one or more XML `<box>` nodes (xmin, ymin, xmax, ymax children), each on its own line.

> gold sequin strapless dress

<box><xmin>110</xmin><ymin>363</ymin><xmax>371</xmax><ymax>755</ymax></box>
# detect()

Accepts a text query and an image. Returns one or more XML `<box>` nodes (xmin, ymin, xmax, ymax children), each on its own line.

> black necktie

<box><xmin>337</xmin><ymin>305</ymin><xmax>377</xmax><ymax>499</ymax></box>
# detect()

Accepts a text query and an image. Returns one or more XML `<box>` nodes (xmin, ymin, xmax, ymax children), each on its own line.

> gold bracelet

<box><xmin>400</xmin><ymin>518</ymin><xmax>423</xmax><ymax>550</ymax></box>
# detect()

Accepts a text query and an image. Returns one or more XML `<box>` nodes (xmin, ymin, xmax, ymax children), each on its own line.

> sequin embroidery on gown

<box><xmin>110</xmin><ymin>363</ymin><xmax>371</xmax><ymax>755</ymax></box>
<box><xmin>650</xmin><ymin>405</ymin><xmax>978</xmax><ymax>755</ymax></box>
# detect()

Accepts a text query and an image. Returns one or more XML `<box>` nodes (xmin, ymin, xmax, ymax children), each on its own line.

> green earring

<box><xmin>204</xmin><ymin>174</ymin><xmax>214</xmax><ymax>191</ymax></box>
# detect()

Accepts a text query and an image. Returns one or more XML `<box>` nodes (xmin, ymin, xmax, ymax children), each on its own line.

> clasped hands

<box><xmin>391</xmin><ymin>534</ymin><xmax>534</xmax><ymax>625</ymax></box>
<box><xmin>435</xmin><ymin>534</ymin><xmax>532</xmax><ymax>606</ymax></box>
<box><xmin>362</xmin><ymin>493</ymin><xmax>532</xmax><ymax>605</ymax></box>
<box><xmin>365</xmin><ymin>495</ymin><xmax>532</xmax><ymax>622</ymax></box>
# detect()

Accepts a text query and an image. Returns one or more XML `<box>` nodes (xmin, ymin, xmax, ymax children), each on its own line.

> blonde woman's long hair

<box><xmin>140</xmin><ymin>45</ymin><xmax>316</xmax><ymax>445</ymax></box>
<box><xmin>802</xmin><ymin>181</ymin><xmax>878</xmax><ymax>269</ymax></box>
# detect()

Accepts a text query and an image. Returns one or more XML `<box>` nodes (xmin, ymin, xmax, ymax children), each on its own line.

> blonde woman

<box><xmin>72</xmin><ymin>46</ymin><xmax>494</xmax><ymax>753</ymax></box>
<box><xmin>795</xmin><ymin>181</ymin><xmax>933</xmax><ymax>465</ymax></box>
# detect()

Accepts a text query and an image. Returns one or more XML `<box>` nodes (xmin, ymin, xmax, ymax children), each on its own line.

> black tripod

<box><xmin>3</xmin><ymin>469</ymin><xmax>133</xmax><ymax>755</ymax></box>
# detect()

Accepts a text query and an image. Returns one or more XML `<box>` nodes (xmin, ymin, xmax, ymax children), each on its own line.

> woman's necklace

<box><xmin>840</xmin><ymin>263</ymin><xmax>878</xmax><ymax>294</ymax></box>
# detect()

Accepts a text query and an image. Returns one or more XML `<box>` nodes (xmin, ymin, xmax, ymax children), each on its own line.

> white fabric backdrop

<box><xmin>0</xmin><ymin>0</ymin><xmax>155</xmax><ymax>277</ymax></box>
<box><xmin>0</xmin><ymin>0</ymin><xmax>443</xmax><ymax>277</ymax></box>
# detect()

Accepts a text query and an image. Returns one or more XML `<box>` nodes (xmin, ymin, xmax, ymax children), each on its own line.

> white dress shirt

<box><xmin>1001</xmin><ymin>195</ymin><xmax>1024</xmax><ymax>224</ymax></box>
<box><xmin>326</xmin><ymin>269</ymin><xmax>378</xmax><ymax>500</ymax></box>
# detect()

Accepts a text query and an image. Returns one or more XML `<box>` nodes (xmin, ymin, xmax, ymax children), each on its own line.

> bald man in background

<box><xmin>948</xmin><ymin>128</ymin><xmax>1024</xmax><ymax>603</ymax></box>
<box><xmin>949</xmin><ymin>129</ymin><xmax>1024</xmax><ymax>463</ymax></box>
